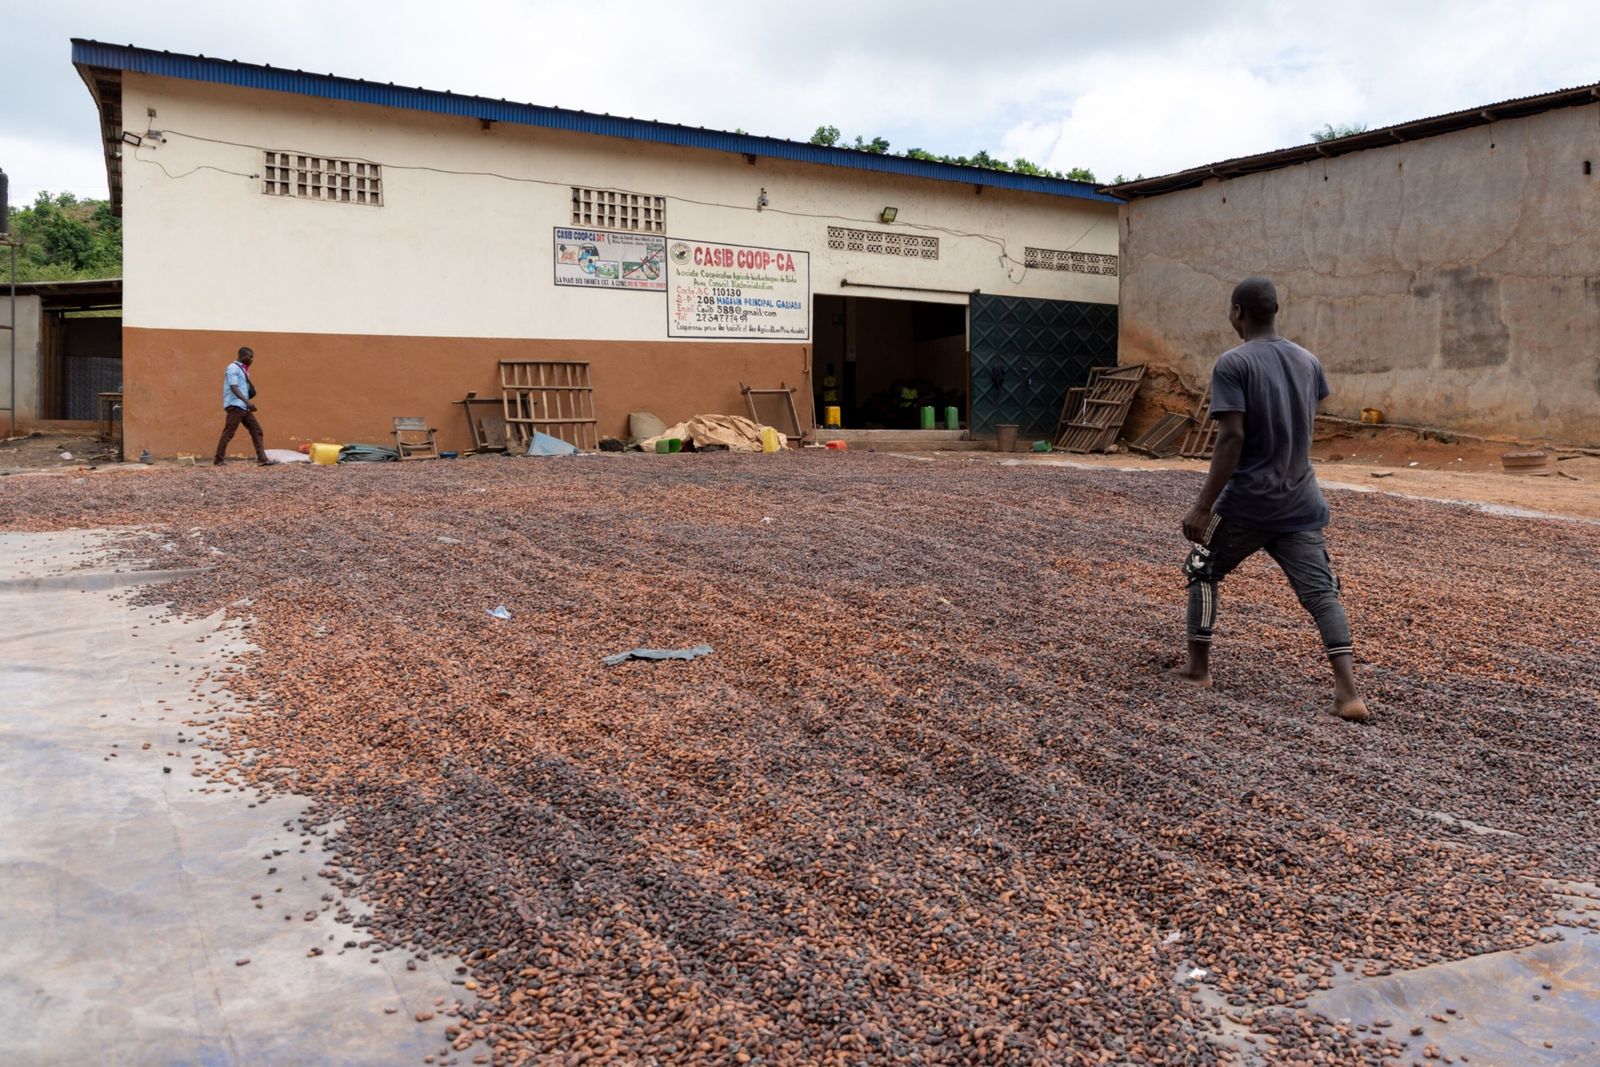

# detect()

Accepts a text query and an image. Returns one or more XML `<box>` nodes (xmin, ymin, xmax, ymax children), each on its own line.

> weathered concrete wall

<box><xmin>1118</xmin><ymin>102</ymin><xmax>1600</xmax><ymax>444</ymax></box>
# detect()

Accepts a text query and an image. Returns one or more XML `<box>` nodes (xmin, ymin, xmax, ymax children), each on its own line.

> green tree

<box><xmin>1310</xmin><ymin>122</ymin><xmax>1368</xmax><ymax>142</ymax></box>
<box><xmin>817</xmin><ymin>125</ymin><xmax>1102</xmax><ymax>182</ymax></box>
<box><xmin>4</xmin><ymin>191</ymin><xmax>123</xmax><ymax>282</ymax></box>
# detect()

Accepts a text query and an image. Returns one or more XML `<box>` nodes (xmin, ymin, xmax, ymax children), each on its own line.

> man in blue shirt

<box><xmin>213</xmin><ymin>346</ymin><xmax>272</xmax><ymax>466</ymax></box>
<box><xmin>1173</xmin><ymin>278</ymin><xmax>1368</xmax><ymax>722</ymax></box>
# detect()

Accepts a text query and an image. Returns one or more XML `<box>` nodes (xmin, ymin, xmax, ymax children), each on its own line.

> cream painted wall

<box><xmin>0</xmin><ymin>295</ymin><xmax>41</xmax><ymax>422</ymax></box>
<box><xmin>119</xmin><ymin>75</ymin><xmax>1118</xmax><ymax>339</ymax></box>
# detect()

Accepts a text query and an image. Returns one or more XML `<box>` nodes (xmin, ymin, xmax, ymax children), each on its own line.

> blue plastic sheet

<box><xmin>526</xmin><ymin>432</ymin><xmax>579</xmax><ymax>456</ymax></box>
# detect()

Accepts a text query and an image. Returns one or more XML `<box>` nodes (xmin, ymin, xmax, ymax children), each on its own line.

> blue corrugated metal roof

<box><xmin>71</xmin><ymin>39</ymin><xmax>1117</xmax><ymax>204</ymax></box>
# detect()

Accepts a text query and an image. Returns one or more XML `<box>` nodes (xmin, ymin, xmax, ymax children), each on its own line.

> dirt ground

<box><xmin>947</xmin><ymin>415</ymin><xmax>1600</xmax><ymax>522</ymax></box>
<box><xmin>0</xmin><ymin>431</ymin><xmax>122</xmax><ymax>470</ymax></box>
<box><xmin>985</xmin><ymin>449</ymin><xmax>1600</xmax><ymax>523</ymax></box>
<box><xmin>2</xmin><ymin>452</ymin><xmax>1597</xmax><ymax>1064</ymax></box>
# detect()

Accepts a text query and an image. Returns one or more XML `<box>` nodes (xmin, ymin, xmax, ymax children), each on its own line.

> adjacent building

<box><xmin>1</xmin><ymin>279</ymin><xmax>123</xmax><ymax>431</ymax></box>
<box><xmin>72</xmin><ymin>41</ymin><xmax>1122</xmax><ymax>456</ymax></box>
<box><xmin>1111</xmin><ymin>82</ymin><xmax>1600</xmax><ymax>445</ymax></box>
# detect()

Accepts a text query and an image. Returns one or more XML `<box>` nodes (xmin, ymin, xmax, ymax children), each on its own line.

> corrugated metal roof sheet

<box><xmin>1106</xmin><ymin>79</ymin><xmax>1600</xmax><ymax>200</ymax></box>
<box><xmin>71</xmin><ymin>39</ymin><xmax>1116</xmax><ymax>204</ymax></box>
<box><xmin>3</xmin><ymin>277</ymin><xmax>122</xmax><ymax>309</ymax></box>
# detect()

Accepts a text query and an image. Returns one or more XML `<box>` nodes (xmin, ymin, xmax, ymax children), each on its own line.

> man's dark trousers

<box><xmin>1184</xmin><ymin>515</ymin><xmax>1353</xmax><ymax>658</ymax></box>
<box><xmin>215</xmin><ymin>406</ymin><xmax>267</xmax><ymax>463</ymax></box>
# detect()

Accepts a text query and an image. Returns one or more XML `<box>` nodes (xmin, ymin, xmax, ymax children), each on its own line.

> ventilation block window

<box><xmin>826</xmin><ymin>226</ymin><xmax>938</xmax><ymax>259</ymax></box>
<box><xmin>262</xmin><ymin>153</ymin><xmax>383</xmax><ymax>205</ymax></box>
<box><xmin>1024</xmin><ymin>247</ymin><xmax>1118</xmax><ymax>276</ymax></box>
<box><xmin>570</xmin><ymin>187</ymin><xmax>666</xmax><ymax>233</ymax></box>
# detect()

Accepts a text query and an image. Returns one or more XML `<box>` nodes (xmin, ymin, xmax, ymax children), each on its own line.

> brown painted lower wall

<box><xmin>123</xmin><ymin>328</ymin><xmax>812</xmax><ymax>457</ymax></box>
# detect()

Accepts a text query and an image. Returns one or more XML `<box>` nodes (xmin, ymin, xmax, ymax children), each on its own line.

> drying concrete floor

<box><xmin>2</xmin><ymin>525</ymin><xmax>1598</xmax><ymax>1065</ymax></box>
<box><xmin>0</xmin><ymin>529</ymin><xmax>476</xmax><ymax>1065</ymax></box>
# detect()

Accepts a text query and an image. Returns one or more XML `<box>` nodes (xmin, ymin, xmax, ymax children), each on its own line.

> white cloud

<box><xmin>998</xmin><ymin>121</ymin><xmax>1064</xmax><ymax>171</ymax></box>
<box><xmin>1029</xmin><ymin>59</ymin><xmax>1366</xmax><ymax>181</ymax></box>
<box><xmin>1002</xmin><ymin>0</ymin><xmax>1600</xmax><ymax>182</ymax></box>
<box><xmin>1</xmin><ymin>135</ymin><xmax>109</xmax><ymax>205</ymax></box>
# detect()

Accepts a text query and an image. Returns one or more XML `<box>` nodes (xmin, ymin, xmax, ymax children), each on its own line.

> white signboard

<box><xmin>666</xmin><ymin>239</ymin><xmax>810</xmax><ymax>339</ymax></box>
<box><xmin>553</xmin><ymin>227</ymin><xmax>666</xmax><ymax>291</ymax></box>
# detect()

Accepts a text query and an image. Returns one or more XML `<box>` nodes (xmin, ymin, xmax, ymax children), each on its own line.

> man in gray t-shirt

<box><xmin>1173</xmin><ymin>277</ymin><xmax>1368</xmax><ymax>722</ymax></box>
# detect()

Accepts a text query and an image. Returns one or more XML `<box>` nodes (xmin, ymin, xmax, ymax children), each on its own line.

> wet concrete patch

<box><xmin>0</xmin><ymin>530</ymin><xmax>475</xmax><ymax>1064</ymax></box>
<box><xmin>1305</xmin><ymin>921</ymin><xmax>1600</xmax><ymax>1065</ymax></box>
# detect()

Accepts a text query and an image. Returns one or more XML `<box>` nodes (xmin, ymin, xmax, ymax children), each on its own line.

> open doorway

<box><xmin>45</xmin><ymin>312</ymin><xmax>123</xmax><ymax>420</ymax></box>
<box><xmin>812</xmin><ymin>294</ymin><xmax>966</xmax><ymax>430</ymax></box>
<box><xmin>27</xmin><ymin>280</ymin><xmax>124</xmax><ymax>423</ymax></box>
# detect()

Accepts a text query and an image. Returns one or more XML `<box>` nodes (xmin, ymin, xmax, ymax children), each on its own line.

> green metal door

<box><xmin>969</xmin><ymin>294</ymin><xmax>1118</xmax><ymax>436</ymax></box>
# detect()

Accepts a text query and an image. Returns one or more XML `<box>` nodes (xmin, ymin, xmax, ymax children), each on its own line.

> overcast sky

<box><xmin>4</xmin><ymin>1</ymin><xmax>1599</xmax><ymax>203</ymax></box>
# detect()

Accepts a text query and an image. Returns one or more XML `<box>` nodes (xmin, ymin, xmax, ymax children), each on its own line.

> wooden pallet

<box><xmin>500</xmin><ymin>361</ymin><xmax>597</xmax><ymax>451</ymax></box>
<box><xmin>1052</xmin><ymin>366</ymin><xmax>1114</xmax><ymax>438</ymax></box>
<box><xmin>1178</xmin><ymin>385</ymin><xmax>1218</xmax><ymax>459</ymax></box>
<box><xmin>1055</xmin><ymin>385</ymin><xmax>1089</xmax><ymax>441</ymax></box>
<box><xmin>1127</xmin><ymin>411</ymin><xmax>1194</xmax><ymax>458</ymax></box>
<box><xmin>1056</xmin><ymin>364</ymin><xmax>1146</xmax><ymax>453</ymax></box>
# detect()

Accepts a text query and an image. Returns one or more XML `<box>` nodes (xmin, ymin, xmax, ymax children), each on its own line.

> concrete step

<box><xmin>815</xmin><ymin>429</ymin><xmax>991</xmax><ymax>452</ymax></box>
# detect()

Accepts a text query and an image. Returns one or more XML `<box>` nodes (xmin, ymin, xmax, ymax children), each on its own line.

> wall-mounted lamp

<box><xmin>121</xmin><ymin>131</ymin><xmax>142</xmax><ymax>147</ymax></box>
<box><xmin>880</xmin><ymin>206</ymin><xmax>898</xmax><ymax>223</ymax></box>
<box><xmin>757</xmin><ymin>187</ymin><xmax>769</xmax><ymax>210</ymax></box>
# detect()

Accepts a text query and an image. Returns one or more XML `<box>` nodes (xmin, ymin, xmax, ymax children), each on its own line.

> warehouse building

<box><xmin>72</xmin><ymin>40</ymin><xmax>1121</xmax><ymax>457</ymax></box>
<box><xmin>1111</xmin><ymin>81</ymin><xmax>1600</xmax><ymax>445</ymax></box>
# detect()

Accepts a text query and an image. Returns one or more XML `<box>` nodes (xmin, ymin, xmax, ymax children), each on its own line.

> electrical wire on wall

<box><xmin>140</xmin><ymin>127</ymin><xmax>1114</xmax><ymax>285</ymax></box>
<box><xmin>133</xmin><ymin>149</ymin><xmax>257</xmax><ymax>184</ymax></box>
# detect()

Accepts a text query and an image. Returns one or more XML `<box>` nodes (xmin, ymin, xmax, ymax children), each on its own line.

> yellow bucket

<box><xmin>1359</xmin><ymin>407</ymin><xmax>1384</xmax><ymax>425</ymax></box>
<box><xmin>759</xmin><ymin>426</ymin><xmax>781</xmax><ymax>453</ymax></box>
<box><xmin>309</xmin><ymin>442</ymin><xmax>341</xmax><ymax>465</ymax></box>
<box><xmin>823</xmin><ymin>405</ymin><xmax>842</xmax><ymax>429</ymax></box>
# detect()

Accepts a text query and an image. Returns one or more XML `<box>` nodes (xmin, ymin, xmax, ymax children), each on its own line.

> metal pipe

<box><xmin>839</xmin><ymin>278</ymin><xmax>976</xmax><ymax>297</ymax></box>
<box><xmin>7</xmin><ymin>241</ymin><xmax>14</xmax><ymax>439</ymax></box>
<box><xmin>1</xmin><ymin>167</ymin><xmax>11</xmax><ymax>438</ymax></box>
